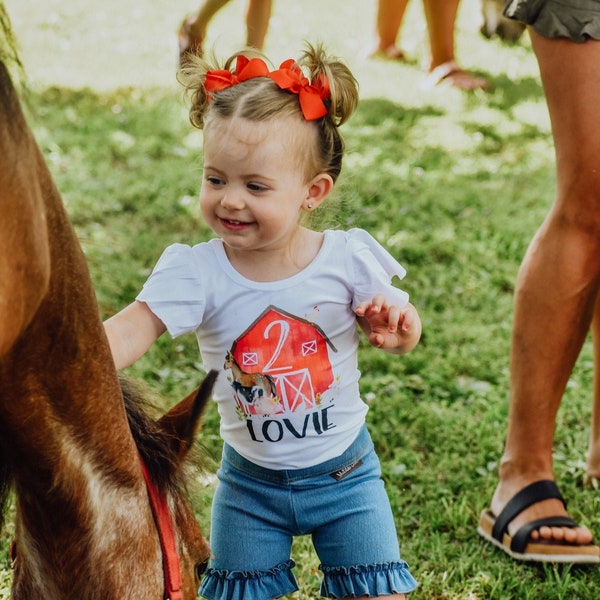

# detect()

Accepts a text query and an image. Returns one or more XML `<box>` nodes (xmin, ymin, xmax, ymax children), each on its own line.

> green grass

<box><xmin>3</xmin><ymin>0</ymin><xmax>600</xmax><ymax>598</ymax></box>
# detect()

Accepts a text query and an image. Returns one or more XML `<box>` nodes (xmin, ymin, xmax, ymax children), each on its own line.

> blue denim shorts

<box><xmin>199</xmin><ymin>426</ymin><xmax>417</xmax><ymax>599</ymax></box>
<box><xmin>504</xmin><ymin>0</ymin><xmax>600</xmax><ymax>41</ymax></box>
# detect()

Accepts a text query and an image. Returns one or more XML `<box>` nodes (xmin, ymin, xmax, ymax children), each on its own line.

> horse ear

<box><xmin>157</xmin><ymin>370</ymin><xmax>218</xmax><ymax>459</ymax></box>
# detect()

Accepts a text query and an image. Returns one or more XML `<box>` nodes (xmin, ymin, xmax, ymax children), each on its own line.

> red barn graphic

<box><xmin>227</xmin><ymin>305</ymin><xmax>337</xmax><ymax>417</ymax></box>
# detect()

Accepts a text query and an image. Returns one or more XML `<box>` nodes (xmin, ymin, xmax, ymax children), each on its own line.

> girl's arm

<box><xmin>103</xmin><ymin>301</ymin><xmax>167</xmax><ymax>370</ymax></box>
<box><xmin>356</xmin><ymin>295</ymin><xmax>421</xmax><ymax>354</ymax></box>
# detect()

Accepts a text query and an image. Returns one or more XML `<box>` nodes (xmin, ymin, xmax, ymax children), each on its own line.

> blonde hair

<box><xmin>179</xmin><ymin>43</ymin><xmax>359</xmax><ymax>183</ymax></box>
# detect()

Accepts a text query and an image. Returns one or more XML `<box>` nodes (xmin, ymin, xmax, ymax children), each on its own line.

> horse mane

<box><xmin>0</xmin><ymin>377</ymin><xmax>206</xmax><ymax>532</ymax></box>
<box><xmin>119</xmin><ymin>376</ymin><xmax>204</xmax><ymax>496</ymax></box>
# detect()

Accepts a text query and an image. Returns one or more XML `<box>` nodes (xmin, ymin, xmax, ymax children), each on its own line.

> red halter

<box><xmin>141</xmin><ymin>460</ymin><xmax>183</xmax><ymax>600</ymax></box>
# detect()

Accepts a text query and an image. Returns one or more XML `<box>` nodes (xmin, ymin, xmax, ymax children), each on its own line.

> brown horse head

<box><xmin>4</xmin><ymin>372</ymin><xmax>217</xmax><ymax>600</ymax></box>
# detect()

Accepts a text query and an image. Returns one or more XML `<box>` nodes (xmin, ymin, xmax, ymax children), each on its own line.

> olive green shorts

<box><xmin>504</xmin><ymin>0</ymin><xmax>600</xmax><ymax>41</ymax></box>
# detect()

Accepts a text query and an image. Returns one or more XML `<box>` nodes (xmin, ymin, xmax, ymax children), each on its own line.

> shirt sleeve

<box><xmin>136</xmin><ymin>243</ymin><xmax>205</xmax><ymax>337</ymax></box>
<box><xmin>346</xmin><ymin>228</ymin><xmax>410</xmax><ymax>310</ymax></box>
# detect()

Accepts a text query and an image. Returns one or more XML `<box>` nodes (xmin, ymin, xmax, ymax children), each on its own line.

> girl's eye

<box><xmin>206</xmin><ymin>175</ymin><xmax>223</xmax><ymax>186</ymax></box>
<box><xmin>247</xmin><ymin>182</ymin><xmax>266</xmax><ymax>192</ymax></box>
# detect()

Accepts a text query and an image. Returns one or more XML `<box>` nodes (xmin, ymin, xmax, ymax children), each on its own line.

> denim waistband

<box><xmin>221</xmin><ymin>425</ymin><xmax>374</xmax><ymax>484</ymax></box>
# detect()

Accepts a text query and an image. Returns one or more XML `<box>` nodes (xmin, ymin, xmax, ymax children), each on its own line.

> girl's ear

<box><xmin>303</xmin><ymin>173</ymin><xmax>334</xmax><ymax>212</ymax></box>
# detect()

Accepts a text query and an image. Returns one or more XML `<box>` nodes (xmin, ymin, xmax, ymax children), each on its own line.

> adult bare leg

<box><xmin>184</xmin><ymin>0</ymin><xmax>231</xmax><ymax>45</ymax></box>
<box><xmin>178</xmin><ymin>0</ymin><xmax>270</xmax><ymax>63</ymax></box>
<box><xmin>178</xmin><ymin>0</ymin><xmax>232</xmax><ymax>63</ymax></box>
<box><xmin>490</xmin><ymin>30</ymin><xmax>600</xmax><ymax>546</ymax></box>
<box><xmin>244</xmin><ymin>0</ymin><xmax>272</xmax><ymax>49</ymax></box>
<box><xmin>421</xmin><ymin>0</ymin><xmax>488</xmax><ymax>90</ymax></box>
<box><xmin>371</xmin><ymin>0</ymin><xmax>410</xmax><ymax>59</ymax></box>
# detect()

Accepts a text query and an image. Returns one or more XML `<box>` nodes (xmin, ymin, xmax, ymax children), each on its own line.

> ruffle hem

<box><xmin>199</xmin><ymin>559</ymin><xmax>298</xmax><ymax>600</ymax></box>
<box><xmin>320</xmin><ymin>561</ymin><xmax>418</xmax><ymax>598</ymax></box>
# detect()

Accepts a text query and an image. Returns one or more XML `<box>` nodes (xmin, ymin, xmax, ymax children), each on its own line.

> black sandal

<box><xmin>478</xmin><ymin>480</ymin><xmax>600</xmax><ymax>563</ymax></box>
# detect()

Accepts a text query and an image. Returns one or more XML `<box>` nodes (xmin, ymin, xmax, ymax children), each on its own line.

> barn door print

<box><xmin>226</xmin><ymin>305</ymin><xmax>337</xmax><ymax>419</ymax></box>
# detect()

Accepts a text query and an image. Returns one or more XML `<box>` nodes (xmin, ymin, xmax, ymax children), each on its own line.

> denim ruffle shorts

<box><xmin>504</xmin><ymin>0</ymin><xmax>600</xmax><ymax>41</ymax></box>
<box><xmin>199</xmin><ymin>425</ymin><xmax>418</xmax><ymax>599</ymax></box>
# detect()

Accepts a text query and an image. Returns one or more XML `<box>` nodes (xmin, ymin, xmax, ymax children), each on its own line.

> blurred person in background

<box><xmin>370</xmin><ymin>0</ymin><xmax>489</xmax><ymax>91</ymax></box>
<box><xmin>178</xmin><ymin>0</ymin><xmax>272</xmax><ymax>65</ymax></box>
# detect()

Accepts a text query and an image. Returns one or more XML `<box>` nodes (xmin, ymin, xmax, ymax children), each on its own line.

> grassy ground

<box><xmin>3</xmin><ymin>0</ymin><xmax>600</xmax><ymax>598</ymax></box>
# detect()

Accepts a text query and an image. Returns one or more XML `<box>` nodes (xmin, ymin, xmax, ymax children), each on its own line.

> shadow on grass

<box><xmin>486</xmin><ymin>73</ymin><xmax>545</xmax><ymax>110</ymax></box>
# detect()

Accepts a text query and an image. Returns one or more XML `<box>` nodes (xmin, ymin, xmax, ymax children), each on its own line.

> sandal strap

<box><xmin>429</xmin><ymin>60</ymin><xmax>459</xmax><ymax>82</ymax></box>
<box><xmin>422</xmin><ymin>60</ymin><xmax>459</xmax><ymax>89</ymax></box>
<box><xmin>492</xmin><ymin>480</ymin><xmax>566</xmax><ymax>542</ymax></box>
<box><xmin>511</xmin><ymin>516</ymin><xmax>578</xmax><ymax>554</ymax></box>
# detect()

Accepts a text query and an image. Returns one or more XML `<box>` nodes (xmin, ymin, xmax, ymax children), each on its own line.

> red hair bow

<box><xmin>204</xmin><ymin>55</ymin><xmax>270</xmax><ymax>94</ymax></box>
<box><xmin>204</xmin><ymin>56</ymin><xmax>331</xmax><ymax>121</ymax></box>
<box><xmin>269</xmin><ymin>59</ymin><xmax>330</xmax><ymax>121</ymax></box>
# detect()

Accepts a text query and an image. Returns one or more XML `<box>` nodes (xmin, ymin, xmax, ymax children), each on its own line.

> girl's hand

<box><xmin>355</xmin><ymin>295</ymin><xmax>421</xmax><ymax>354</ymax></box>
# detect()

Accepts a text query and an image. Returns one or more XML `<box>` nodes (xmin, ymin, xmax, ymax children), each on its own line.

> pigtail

<box><xmin>299</xmin><ymin>42</ymin><xmax>359</xmax><ymax>127</ymax></box>
<box><xmin>178</xmin><ymin>53</ymin><xmax>214</xmax><ymax>129</ymax></box>
<box><xmin>296</xmin><ymin>42</ymin><xmax>358</xmax><ymax>183</ymax></box>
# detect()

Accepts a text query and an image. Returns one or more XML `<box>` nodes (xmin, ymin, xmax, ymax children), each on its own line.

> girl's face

<box><xmin>200</xmin><ymin>116</ymin><xmax>326</xmax><ymax>265</ymax></box>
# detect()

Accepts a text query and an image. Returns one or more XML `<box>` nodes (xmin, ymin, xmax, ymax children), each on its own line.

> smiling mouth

<box><xmin>220</xmin><ymin>217</ymin><xmax>252</xmax><ymax>228</ymax></box>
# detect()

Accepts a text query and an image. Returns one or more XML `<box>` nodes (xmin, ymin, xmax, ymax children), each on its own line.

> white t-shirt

<box><xmin>137</xmin><ymin>228</ymin><xmax>409</xmax><ymax>469</ymax></box>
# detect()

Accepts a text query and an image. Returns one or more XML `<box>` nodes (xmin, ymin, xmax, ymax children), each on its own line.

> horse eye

<box><xmin>195</xmin><ymin>560</ymin><xmax>209</xmax><ymax>579</ymax></box>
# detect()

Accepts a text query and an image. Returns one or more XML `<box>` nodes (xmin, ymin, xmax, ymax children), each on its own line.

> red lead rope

<box><xmin>141</xmin><ymin>460</ymin><xmax>183</xmax><ymax>600</ymax></box>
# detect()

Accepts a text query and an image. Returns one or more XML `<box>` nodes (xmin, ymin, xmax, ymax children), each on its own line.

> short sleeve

<box><xmin>136</xmin><ymin>243</ymin><xmax>205</xmax><ymax>337</ymax></box>
<box><xmin>346</xmin><ymin>228</ymin><xmax>410</xmax><ymax>310</ymax></box>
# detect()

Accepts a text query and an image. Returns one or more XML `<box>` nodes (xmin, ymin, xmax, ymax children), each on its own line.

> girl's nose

<box><xmin>220</xmin><ymin>191</ymin><xmax>245</xmax><ymax>210</ymax></box>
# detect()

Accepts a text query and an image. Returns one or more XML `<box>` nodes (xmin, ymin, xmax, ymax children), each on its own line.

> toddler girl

<box><xmin>105</xmin><ymin>43</ymin><xmax>421</xmax><ymax>599</ymax></box>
